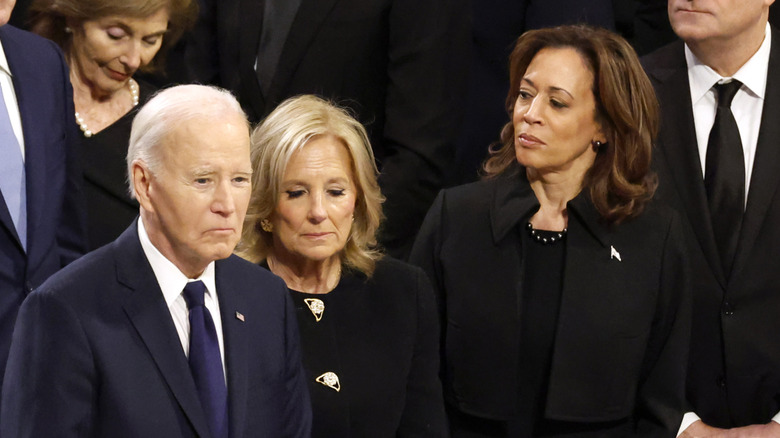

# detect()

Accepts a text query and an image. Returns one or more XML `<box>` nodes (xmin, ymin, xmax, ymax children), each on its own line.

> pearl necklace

<box><xmin>526</xmin><ymin>221</ymin><xmax>567</xmax><ymax>245</ymax></box>
<box><xmin>75</xmin><ymin>78</ymin><xmax>139</xmax><ymax>138</ymax></box>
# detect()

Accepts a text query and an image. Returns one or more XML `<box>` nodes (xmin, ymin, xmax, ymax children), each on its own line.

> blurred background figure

<box><xmin>28</xmin><ymin>0</ymin><xmax>197</xmax><ymax>249</ymax></box>
<box><xmin>411</xmin><ymin>25</ymin><xmax>690</xmax><ymax>437</ymax></box>
<box><xmin>238</xmin><ymin>95</ymin><xmax>447</xmax><ymax>437</ymax></box>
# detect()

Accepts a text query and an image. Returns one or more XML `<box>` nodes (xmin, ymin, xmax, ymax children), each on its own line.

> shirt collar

<box><xmin>0</xmin><ymin>37</ymin><xmax>12</xmax><ymax>77</ymax></box>
<box><xmin>685</xmin><ymin>23</ymin><xmax>771</xmax><ymax>104</ymax></box>
<box><xmin>137</xmin><ymin>219</ymin><xmax>217</xmax><ymax>308</ymax></box>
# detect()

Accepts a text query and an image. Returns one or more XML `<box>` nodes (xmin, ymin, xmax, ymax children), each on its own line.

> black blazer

<box><xmin>410</xmin><ymin>172</ymin><xmax>690</xmax><ymax>436</ymax></box>
<box><xmin>183</xmin><ymin>0</ymin><xmax>463</xmax><ymax>258</ymax></box>
<box><xmin>286</xmin><ymin>257</ymin><xmax>447</xmax><ymax>437</ymax></box>
<box><xmin>643</xmin><ymin>27</ymin><xmax>780</xmax><ymax>427</ymax></box>
<box><xmin>1</xmin><ymin>222</ymin><xmax>311</xmax><ymax>437</ymax></box>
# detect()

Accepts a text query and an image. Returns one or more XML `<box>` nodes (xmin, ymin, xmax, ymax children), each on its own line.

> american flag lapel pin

<box><xmin>235</xmin><ymin>311</ymin><xmax>245</xmax><ymax>322</ymax></box>
<box><xmin>610</xmin><ymin>245</ymin><xmax>622</xmax><ymax>262</ymax></box>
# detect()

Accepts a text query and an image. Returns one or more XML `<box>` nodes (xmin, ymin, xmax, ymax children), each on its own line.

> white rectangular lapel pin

<box><xmin>610</xmin><ymin>245</ymin><xmax>622</xmax><ymax>262</ymax></box>
<box><xmin>235</xmin><ymin>311</ymin><xmax>245</xmax><ymax>322</ymax></box>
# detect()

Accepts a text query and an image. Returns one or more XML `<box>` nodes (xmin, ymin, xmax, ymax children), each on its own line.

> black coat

<box><xmin>284</xmin><ymin>258</ymin><xmax>447</xmax><ymax>437</ymax></box>
<box><xmin>643</xmin><ymin>26</ymin><xmax>780</xmax><ymax>427</ymax></box>
<box><xmin>410</xmin><ymin>171</ymin><xmax>691</xmax><ymax>436</ymax></box>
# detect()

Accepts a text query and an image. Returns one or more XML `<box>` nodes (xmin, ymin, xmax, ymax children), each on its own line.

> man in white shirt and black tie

<box><xmin>643</xmin><ymin>0</ymin><xmax>780</xmax><ymax>435</ymax></box>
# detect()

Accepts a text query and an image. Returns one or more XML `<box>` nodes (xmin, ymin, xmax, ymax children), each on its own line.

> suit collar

<box><xmin>489</xmin><ymin>168</ymin><xmax>609</xmax><ymax>247</ymax></box>
<box><xmin>215</xmin><ymin>260</ymin><xmax>249</xmax><ymax>437</ymax></box>
<box><xmin>0</xmin><ymin>25</ymin><xmax>62</xmax><ymax>259</ymax></box>
<box><xmin>238</xmin><ymin>0</ymin><xmax>341</xmax><ymax>119</ymax></box>
<box><xmin>113</xmin><ymin>222</ymin><xmax>214</xmax><ymax>438</ymax></box>
<box><xmin>649</xmin><ymin>41</ymin><xmax>729</xmax><ymax>286</ymax></box>
<box><xmin>732</xmin><ymin>25</ymin><xmax>780</xmax><ymax>282</ymax></box>
<box><xmin>0</xmin><ymin>27</ymin><xmax>25</xmax><ymax>253</ymax></box>
<box><xmin>266</xmin><ymin>0</ymin><xmax>340</xmax><ymax>103</ymax></box>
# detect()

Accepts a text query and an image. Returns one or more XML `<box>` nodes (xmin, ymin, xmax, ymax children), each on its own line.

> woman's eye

<box><xmin>106</xmin><ymin>28</ymin><xmax>126</xmax><ymax>40</ymax></box>
<box><xmin>550</xmin><ymin>99</ymin><xmax>568</xmax><ymax>109</ymax></box>
<box><xmin>518</xmin><ymin>90</ymin><xmax>532</xmax><ymax>100</ymax></box>
<box><xmin>328</xmin><ymin>189</ymin><xmax>345</xmax><ymax>197</ymax></box>
<box><xmin>286</xmin><ymin>190</ymin><xmax>305</xmax><ymax>199</ymax></box>
<box><xmin>143</xmin><ymin>36</ymin><xmax>161</xmax><ymax>45</ymax></box>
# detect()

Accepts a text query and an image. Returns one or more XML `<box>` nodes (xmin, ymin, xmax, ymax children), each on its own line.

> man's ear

<box><xmin>132</xmin><ymin>161</ymin><xmax>155</xmax><ymax>213</ymax></box>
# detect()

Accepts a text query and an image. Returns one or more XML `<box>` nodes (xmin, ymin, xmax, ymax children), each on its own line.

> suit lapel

<box><xmin>114</xmin><ymin>225</ymin><xmax>212</xmax><ymax>438</ymax></box>
<box><xmin>731</xmin><ymin>27</ymin><xmax>780</xmax><ymax>282</ymax></box>
<box><xmin>215</xmin><ymin>259</ymin><xmax>249</xmax><ymax>438</ymax></box>
<box><xmin>0</xmin><ymin>26</ymin><xmax>46</xmax><ymax>256</ymax></box>
<box><xmin>263</xmin><ymin>0</ymin><xmax>340</xmax><ymax>105</ymax></box>
<box><xmin>649</xmin><ymin>42</ymin><xmax>727</xmax><ymax>287</ymax></box>
<box><xmin>236</xmin><ymin>0</ymin><xmax>266</xmax><ymax>120</ymax></box>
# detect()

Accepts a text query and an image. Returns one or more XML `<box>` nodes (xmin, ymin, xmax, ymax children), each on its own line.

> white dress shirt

<box><xmin>0</xmin><ymin>37</ymin><xmax>26</xmax><ymax>159</ymax></box>
<box><xmin>687</xmin><ymin>24</ymin><xmax>771</xmax><ymax>207</ymax></box>
<box><xmin>678</xmin><ymin>23</ymin><xmax>780</xmax><ymax>435</ymax></box>
<box><xmin>137</xmin><ymin>219</ymin><xmax>227</xmax><ymax>381</ymax></box>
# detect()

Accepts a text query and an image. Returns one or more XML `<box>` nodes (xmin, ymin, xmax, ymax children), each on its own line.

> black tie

<box><xmin>183</xmin><ymin>281</ymin><xmax>228</xmax><ymax>438</ymax></box>
<box><xmin>705</xmin><ymin>80</ymin><xmax>744</xmax><ymax>277</ymax></box>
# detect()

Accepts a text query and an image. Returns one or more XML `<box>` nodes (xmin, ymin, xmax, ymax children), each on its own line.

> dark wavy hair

<box><xmin>483</xmin><ymin>24</ymin><xmax>659</xmax><ymax>224</ymax></box>
<box><xmin>29</xmin><ymin>0</ymin><xmax>197</xmax><ymax>72</ymax></box>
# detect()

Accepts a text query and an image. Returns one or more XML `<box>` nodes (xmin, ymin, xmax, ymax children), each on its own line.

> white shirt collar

<box><xmin>137</xmin><ymin>219</ymin><xmax>217</xmax><ymax>308</ymax></box>
<box><xmin>685</xmin><ymin>23</ymin><xmax>771</xmax><ymax>104</ymax></box>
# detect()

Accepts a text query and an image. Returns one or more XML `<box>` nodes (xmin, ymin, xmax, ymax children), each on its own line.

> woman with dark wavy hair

<box><xmin>411</xmin><ymin>24</ymin><xmax>691</xmax><ymax>437</ymax></box>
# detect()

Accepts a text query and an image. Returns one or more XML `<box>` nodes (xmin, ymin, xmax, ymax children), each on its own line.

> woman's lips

<box><xmin>106</xmin><ymin>68</ymin><xmax>130</xmax><ymax>81</ymax></box>
<box><xmin>518</xmin><ymin>133</ymin><xmax>545</xmax><ymax>147</ymax></box>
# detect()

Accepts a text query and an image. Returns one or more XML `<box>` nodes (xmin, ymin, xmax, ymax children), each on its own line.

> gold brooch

<box><xmin>304</xmin><ymin>298</ymin><xmax>324</xmax><ymax>322</ymax></box>
<box><xmin>315</xmin><ymin>372</ymin><xmax>340</xmax><ymax>392</ymax></box>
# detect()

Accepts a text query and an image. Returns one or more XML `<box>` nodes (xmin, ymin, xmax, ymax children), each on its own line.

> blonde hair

<box><xmin>236</xmin><ymin>95</ymin><xmax>385</xmax><ymax>277</ymax></box>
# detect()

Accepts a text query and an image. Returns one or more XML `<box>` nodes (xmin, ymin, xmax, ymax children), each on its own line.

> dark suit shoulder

<box><xmin>439</xmin><ymin>178</ymin><xmax>499</xmax><ymax>207</ymax></box>
<box><xmin>0</xmin><ymin>24</ymin><xmax>65</xmax><ymax>61</ymax></box>
<box><xmin>32</xmin><ymin>243</ymin><xmax>116</xmax><ymax>298</ymax></box>
<box><xmin>370</xmin><ymin>257</ymin><xmax>426</xmax><ymax>285</ymax></box>
<box><xmin>640</xmin><ymin>39</ymin><xmax>685</xmax><ymax>79</ymax></box>
<box><xmin>218</xmin><ymin>254</ymin><xmax>286</xmax><ymax>288</ymax></box>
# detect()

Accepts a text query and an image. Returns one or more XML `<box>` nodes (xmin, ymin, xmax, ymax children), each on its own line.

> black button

<box><xmin>24</xmin><ymin>282</ymin><xmax>33</xmax><ymax>294</ymax></box>
<box><xmin>722</xmin><ymin>302</ymin><xmax>734</xmax><ymax>315</ymax></box>
<box><xmin>716</xmin><ymin>375</ymin><xmax>727</xmax><ymax>389</ymax></box>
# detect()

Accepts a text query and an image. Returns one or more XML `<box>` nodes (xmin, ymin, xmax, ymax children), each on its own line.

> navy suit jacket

<box><xmin>0</xmin><ymin>222</ymin><xmax>311</xmax><ymax>437</ymax></box>
<box><xmin>643</xmin><ymin>27</ymin><xmax>780</xmax><ymax>427</ymax></box>
<box><xmin>0</xmin><ymin>24</ymin><xmax>86</xmax><ymax>399</ymax></box>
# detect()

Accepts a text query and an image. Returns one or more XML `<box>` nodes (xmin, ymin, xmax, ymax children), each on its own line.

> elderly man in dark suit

<box><xmin>0</xmin><ymin>0</ymin><xmax>86</xmax><ymax>406</ymax></box>
<box><xmin>0</xmin><ymin>84</ymin><xmax>311</xmax><ymax>438</ymax></box>
<box><xmin>643</xmin><ymin>0</ymin><xmax>780</xmax><ymax>435</ymax></box>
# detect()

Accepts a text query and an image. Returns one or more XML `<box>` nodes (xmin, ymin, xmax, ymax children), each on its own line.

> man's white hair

<box><xmin>126</xmin><ymin>84</ymin><xmax>249</xmax><ymax>198</ymax></box>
